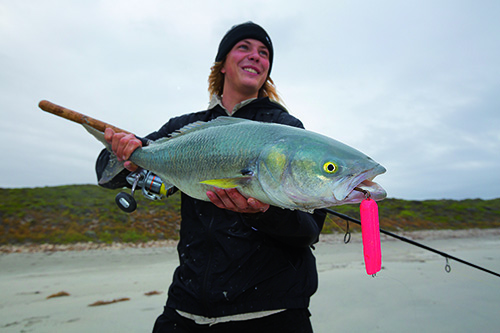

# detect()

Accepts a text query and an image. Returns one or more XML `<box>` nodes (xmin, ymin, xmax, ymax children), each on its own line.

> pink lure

<box><xmin>360</xmin><ymin>198</ymin><xmax>382</xmax><ymax>275</ymax></box>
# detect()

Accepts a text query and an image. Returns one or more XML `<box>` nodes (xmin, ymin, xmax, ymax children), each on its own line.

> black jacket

<box><xmin>96</xmin><ymin>97</ymin><xmax>326</xmax><ymax>317</ymax></box>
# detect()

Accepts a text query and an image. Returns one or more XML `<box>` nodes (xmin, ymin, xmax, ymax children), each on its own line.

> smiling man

<box><xmin>219</xmin><ymin>38</ymin><xmax>271</xmax><ymax>113</ymax></box>
<box><xmin>96</xmin><ymin>22</ymin><xmax>326</xmax><ymax>333</ymax></box>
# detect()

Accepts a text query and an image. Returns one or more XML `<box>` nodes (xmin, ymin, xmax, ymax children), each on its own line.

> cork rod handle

<box><xmin>38</xmin><ymin>100</ymin><xmax>131</xmax><ymax>134</ymax></box>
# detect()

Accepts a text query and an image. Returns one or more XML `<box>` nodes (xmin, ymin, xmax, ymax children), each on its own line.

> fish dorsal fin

<box><xmin>165</xmin><ymin>121</ymin><xmax>206</xmax><ymax>140</ymax></box>
<box><xmin>149</xmin><ymin>117</ymin><xmax>252</xmax><ymax>146</ymax></box>
<box><xmin>168</xmin><ymin>117</ymin><xmax>252</xmax><ymax>139</ymax></box>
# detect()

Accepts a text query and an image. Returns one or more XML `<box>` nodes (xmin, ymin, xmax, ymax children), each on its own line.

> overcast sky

<box><xmin>1</xmin><ymin>0</ymin><xmax>499</xmax><ymax>201</ymax></box>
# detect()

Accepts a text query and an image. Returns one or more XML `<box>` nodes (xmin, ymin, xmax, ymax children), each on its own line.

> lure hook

<box><xmin>354</xmin><ymin>187</ymin><xmax>371</xmax><ymax>199</ymax></box>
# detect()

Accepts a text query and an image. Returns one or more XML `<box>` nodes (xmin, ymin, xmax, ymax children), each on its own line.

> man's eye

<box><xmin>259</xmin><ymin>50</ymin><xmax>269</xmax><ymax>57</ymax></box>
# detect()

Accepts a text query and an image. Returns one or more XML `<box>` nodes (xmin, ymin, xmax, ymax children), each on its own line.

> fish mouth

<box><xmin>349</xmin><ymin>179</ymin><xmax>386</xmax><ymax>201</ymax></box>
<box><xmin>333</xmin><ymin>164</ymin><xmax>387</xmax><ymax>204</ymax></box>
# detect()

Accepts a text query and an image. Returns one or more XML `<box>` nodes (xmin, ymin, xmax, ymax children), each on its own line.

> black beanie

<box><xmin>215</xmin><ymin>22</ymin><xmax>274</xmax><ymax>75</ymax></box>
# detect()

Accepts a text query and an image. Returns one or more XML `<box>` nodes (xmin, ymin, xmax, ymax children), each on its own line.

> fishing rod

<box><xmin>322</xmin><ymin>208</ymin><xmax>500</xmax><ymax>279</ymax></box>
<box><xmin>38</xmin><ymin>100</ymin><xmax>166</xmax><ymax>212</ymax></box>
<box><xmin>40</xmin><ymin>100</ymin><xmax>500</xmax><ymax>279</ymax></box>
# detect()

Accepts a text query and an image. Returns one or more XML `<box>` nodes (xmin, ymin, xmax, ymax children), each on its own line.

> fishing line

<box><xmin>322</xmin><ymin>208</ymin><xmax>500</xmax><ymax>279</ymax></box>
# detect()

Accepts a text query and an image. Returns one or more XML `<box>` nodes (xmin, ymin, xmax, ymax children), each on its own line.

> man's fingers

<box><xmin>104</xmin><ymin>127</ymin><xmax>115</xmax><ymax>143</ymax></box>
<box><xmin>206</xmin><ymin>190</ymin><xmax>226</xmax><ymax>209</ymax></box>
<box><xmin>225</xmin><ymin>188</ymin><xmax>249</xmax><ymax>209</ymax></box>
<box><xmin>207</xmin><ymin>188</ymin><xmax>269</xmax><ymax>213</ymax></box>
<box><xmin>214</xmin><ymin>188</ymin><xmax>239</xmax><ymax>210</ymax></box>
<box><xmin>122</xmin><ymin>139</ymin><xmax>142</xmax><ymax>161</ymax></box>
<box><xmin>248</xmin><ymin>198</ymin><xmax>270</xmax><ymax>212</ymax></box>
<box><xmin>109</xmin><ymin>133</ymin><xmax>141</xmax><ymax>161</ymax></box>
<box><xmin>110</xmin><ymin>132</ymin><xmax>126</xmax><ymax>158</ymax></box>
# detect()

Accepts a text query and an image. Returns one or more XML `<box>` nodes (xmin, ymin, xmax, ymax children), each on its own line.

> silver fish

<box><xmin>86</xmin><ymin>117</ymin><xmax>386</xmax><ymax>212</ymax></box>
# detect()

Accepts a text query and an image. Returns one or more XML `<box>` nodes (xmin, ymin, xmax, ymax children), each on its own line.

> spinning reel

<box><xmin>115</xmin><ymin>169</ymin><xmax>173</xmax><ymax>213</ymax></box>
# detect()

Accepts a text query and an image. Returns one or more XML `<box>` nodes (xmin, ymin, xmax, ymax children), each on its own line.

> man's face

<box><xmin>221</xmin><ymin>39</ymin><xmax>270</xmax><ymax>96</ymax></box>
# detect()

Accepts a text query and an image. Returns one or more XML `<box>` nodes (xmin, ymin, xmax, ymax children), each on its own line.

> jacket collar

<box><xmin>208</xmin><ymin>95</ymin><xmax>257</xmax><ymax>116</ymax></box>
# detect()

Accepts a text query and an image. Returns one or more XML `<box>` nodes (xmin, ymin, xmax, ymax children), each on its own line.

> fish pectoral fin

<box><xmin>200</xmin><ymin>177</ymin><xmax>252</xmax><ymax>189</ymax></box>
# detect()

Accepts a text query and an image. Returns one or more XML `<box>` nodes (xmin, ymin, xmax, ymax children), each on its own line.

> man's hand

<box><xmin>104</xmin><ymin>127</ymin><xmax>142</xmax><ymax>172</ymax></box>
<box><xmin>207</xmin><ymin>188</ymin><xmax>270</xmax><ymax>214</ymax></box>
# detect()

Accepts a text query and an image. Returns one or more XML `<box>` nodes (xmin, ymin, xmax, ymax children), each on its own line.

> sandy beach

<box><xmin>1</xmin><ymin>229</ymin><xmax>499</xmax><ymax>332</ymax></box>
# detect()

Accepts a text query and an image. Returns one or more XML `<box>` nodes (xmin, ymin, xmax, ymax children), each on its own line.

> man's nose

<box><xmin>248</xmin><ymin>50</ymin><xmax>260</xmax><ymax>62</ymax></box>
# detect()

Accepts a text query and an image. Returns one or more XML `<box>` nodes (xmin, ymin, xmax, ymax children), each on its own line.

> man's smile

<box><xmin>242</xmin><ymin>66</ymin><xmax>259</xmax><ymax>74</ymax></box>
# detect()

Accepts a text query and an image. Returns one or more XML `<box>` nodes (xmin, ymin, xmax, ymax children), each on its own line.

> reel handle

<box><xmin>115</xmin><ymin>192</ymin><xmax>137</xmax><ymax>213</ymax></box>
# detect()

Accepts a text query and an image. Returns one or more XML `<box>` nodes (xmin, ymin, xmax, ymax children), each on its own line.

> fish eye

<box><xmin>323</xmin><ymin>162</ymin><xmax>337</xmax><ymax>174</ymax></box>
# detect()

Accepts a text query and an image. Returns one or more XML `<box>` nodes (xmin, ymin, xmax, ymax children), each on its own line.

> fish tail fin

<box><xmin>83</xmin><ymin>124</ymin><xmax>126</xmax><ymax>184</ymax></box>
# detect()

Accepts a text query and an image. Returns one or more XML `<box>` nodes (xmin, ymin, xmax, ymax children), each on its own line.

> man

<box><xmin>97</xmin><ymin>22</ymin><xmax>326</xmax><ymax>332</ymax></box>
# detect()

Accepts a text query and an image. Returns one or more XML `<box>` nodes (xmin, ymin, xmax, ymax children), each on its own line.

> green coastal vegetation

<box><xmin>1</xmin><ymin>185</ymin><xmax>499</xmax><ymax>245</ymax></box>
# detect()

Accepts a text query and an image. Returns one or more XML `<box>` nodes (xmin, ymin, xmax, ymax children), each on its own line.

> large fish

<box><xmin>87</xmin><ymin>117</ymin><xmax>386</xmax><ymax>212</ymax></box>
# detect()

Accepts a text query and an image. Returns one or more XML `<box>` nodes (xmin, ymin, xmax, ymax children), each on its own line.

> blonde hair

<box><xmin>208</xmin><ymin>61</ymin><xmax>284</xmax><ymax>105</ymax></box>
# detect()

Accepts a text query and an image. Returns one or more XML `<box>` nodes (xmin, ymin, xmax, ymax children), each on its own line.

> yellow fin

<box><xmin>200</xmin><ymin>177</ymin><xmax>252</xmax><ymax>189</ymax></box>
